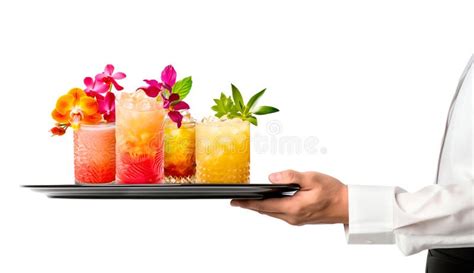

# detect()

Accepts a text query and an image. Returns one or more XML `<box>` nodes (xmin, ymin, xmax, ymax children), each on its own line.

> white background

<box><xmin>0</xmin><ymin>0</ymin><xmax>473</xmax><ymax>272</ymax></box>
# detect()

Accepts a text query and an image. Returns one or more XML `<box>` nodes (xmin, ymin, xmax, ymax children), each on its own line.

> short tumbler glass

<box><xmin>74</xmin><ymin>123</ymin><xmax>116</xmax><ymax>184</ymax></box>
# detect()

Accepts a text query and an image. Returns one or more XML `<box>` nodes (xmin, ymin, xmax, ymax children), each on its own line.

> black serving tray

<box><xmin>23</xmin><ymin>184</ymin><xmax>300</xmax><ymax>199</ymax></box>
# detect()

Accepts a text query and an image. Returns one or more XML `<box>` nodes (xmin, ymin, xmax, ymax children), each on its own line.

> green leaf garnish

<box><xmin>244</xmin><ymin>88</ymin><xmax>266</xmax><ymax>114</ymax></box>
<box><xmin>253</xmin><ymin>106</ymin><xmax>279</xmax><ymax>115</ymax></box>
<box><xmin>245</xmin><ymin>116</ymin><xmax>258</xmax><ymax>126</ymax></box>
<box><xmin>231</xmin><ymin>84</ymin><xmax>245</xmax><ymax>112</ymax></box>
<box><xmin>172</xmin><ymin>76</ymin><xmax>192</xmax><ymax>101</ymax></box>
<box><xmin>210</xmin><ymin>84</ymin><xmax>279</xmax><ymax>126</ymax></box>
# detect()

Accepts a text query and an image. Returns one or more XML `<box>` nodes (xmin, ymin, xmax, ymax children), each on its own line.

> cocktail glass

<box><xmin>164</xmin><ymin>119</ymin><xmax>196</xmax><ymax>183</ymax></box>
<box><xmin>74</xmin><ymin>123</ymin><xmax>116</xmax><ymax>184</ymax></box>
<box><xmin>116</xmin><ymin>91</ymin><xmax>165</xmax><ymax>184</ymax></box>
<box><xmin>195</xmin><ymin>118</ymin><xmax>250</xmax><ymax>183</ymax></box>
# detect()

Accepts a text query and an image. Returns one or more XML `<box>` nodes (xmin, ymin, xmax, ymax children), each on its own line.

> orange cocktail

<box><xmin>116</xmin><ymin>91</ymin><xmax>165</xmax><ymax>184</ymax></box>
<box><xmin>74</xmin><ymin>123</ymin><xmax>116</xmax><ymax>184</ymax></box>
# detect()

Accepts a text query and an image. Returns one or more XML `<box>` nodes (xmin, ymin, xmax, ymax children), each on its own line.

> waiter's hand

<box><xmin>231</xmin><ymin>170</ymin><xmax>349</xmax><ymax>225</ymax></box>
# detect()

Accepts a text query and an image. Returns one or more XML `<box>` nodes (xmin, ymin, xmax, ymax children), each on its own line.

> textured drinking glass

<box><xmin>74</xmin><ymin>123</ymin><xmax>116</xmax><ymax>184</ymax></box>
<box><xmin>116</xmin><ymin>91</ymin><xmax>165</xmax><ymax>184</ymax></box>
<box><xmin>196</xmin><ymin>118</ymin><xmax>250</xmax><ymax>183</ymax></box>
<box><xmin>164</xmin><ymin>119</ymin><xmax>196</xmax><ymax>183</ymax></box>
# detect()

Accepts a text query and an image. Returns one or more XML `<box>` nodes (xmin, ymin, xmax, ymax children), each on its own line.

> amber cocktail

<box><xmin>164</xmin><ymin>119</ymin><xmax>196</xmax><ymax>183</ymax></box>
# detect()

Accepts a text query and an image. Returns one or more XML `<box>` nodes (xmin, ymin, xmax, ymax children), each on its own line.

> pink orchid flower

<box><xmin>83</xmin><ymin>76</ymin><xmax>109</xmax><ymax>96</ymax></box>
<box><xmin>96</xmin><ymin>92</ymin><xmax>116</xmax><ymax>122</ymax></box>
<box><xmin>161</xmin><ymin>65</ymin><xmax>176</xmax><ymax>91</ymax></box>
<box><xmin>139</xmin><ymin>65</ymin><xmax>177</xmax><ymax>97</ymax></box>
<box><xmin>162</xmin><ymin>92</ymin><xmax>189</xmax><ymax>128</ymax></box>
<box><xmin>96</xmin><ymin>64</ymin><xmax>126</xmax><ymax>91</ymax></box>
<box><xmin>140</xmin><ymin>79</ymin><xmax>163</xmax><ymax>98</ymax></box>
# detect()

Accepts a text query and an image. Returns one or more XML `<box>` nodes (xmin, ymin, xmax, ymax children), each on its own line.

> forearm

<box><xmin>346</xmin><ymin>183</ymin><xmax>474</xmax><ymax>255</ymax></box>
<box><xmin>394</xmin><ymin>184</ymin><xmax>474</xmax><ymax>255</ymax></box>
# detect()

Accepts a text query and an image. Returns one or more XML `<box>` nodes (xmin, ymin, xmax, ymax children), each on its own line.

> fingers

<box><xmin>231</xmin><ymin>197</ymin><xmax>293</xmax><ymax>213</ymax></box>
<box><xmin>268</xmin><ymin>169</ymin><xmax>303</xmax><ymax>184</ymax></box>
<box><xmin>256</xmin><ymin>211</ymin><xmax>292</xmax><ymax>224</ymax></box>
<box><xmin>231</xmin><ymin>203</ymin><xmax>305</xmax><ymax>226</ymax></box>
<box><xmin>259</xmin><ymin>212</ymin><xmax>304</xmax><ymax>226</ymax></box>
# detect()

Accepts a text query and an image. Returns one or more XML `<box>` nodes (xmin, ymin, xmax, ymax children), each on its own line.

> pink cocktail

<box><xmin>74</xmin><ymin>123</ymin><xmax>116</xmax><ymax>184</ymax></box>
<box><xmin>116</xmin><ymin>91</ymin><xmax>165</xmax><ymax>184</ymax></box>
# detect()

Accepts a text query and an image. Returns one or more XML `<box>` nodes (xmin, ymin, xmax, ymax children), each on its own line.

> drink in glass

<box><xmin>195</xmin><ymin>118</ymin><xmax>250</xmax><ymax>183</ymax></box>
<box><xmin>74</xmin><ymin>123</ymin><xmax>116</xmax><ymax>184</ymax></box>
<box><xmin>116</xmin><ymin>91</ymin><xmax>165</xmax><ymax>184</ymax></box>
<box><xmin>164</xmin><ymin>118</ymin><xmax>196</xmax><ymax>182</ymax></box>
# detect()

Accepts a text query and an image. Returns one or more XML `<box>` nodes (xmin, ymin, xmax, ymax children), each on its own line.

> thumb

<box><xmin>268</xmin><ymin>169</ymin><xmax>303</xmax><ymax>185</ymax></box>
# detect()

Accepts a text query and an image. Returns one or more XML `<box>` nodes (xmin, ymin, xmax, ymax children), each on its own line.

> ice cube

<box><xmin>201</xmin><ymin>116</ymin><xmax>219</xmax><ymax>123</ymax></box>
<box><xmin>134</xmin><ymin>89</ymin><xmax>149</xmax><ymax>101</ymax></box>
<box><xmin>180</xmin><ymin>110</ymin><xmax>195</xmax><ymax>123</ymax></box>
<box><xmin>124</xmin><ymin>90</ymin><xmax>158</xmax><ymax>111</ymax></box>
<box><xmin>230</xmin><ymin>127</ymin><xmax>241</xmax><ymax>135</ymax></box>
<box><xmin>137</xmin><ymin>99</ymin><xmax>154</xmax><ymax>111</ymax></box>
<box><xmin>116</xmin><ymin>92</ymin><xmax>135</xmax><ymax>110</ymax></box>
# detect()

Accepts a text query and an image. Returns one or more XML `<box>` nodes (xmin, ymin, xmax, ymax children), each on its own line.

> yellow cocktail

<box><xmin>195</xmin><ymin>118</ymin><xmax>250</xmax><ymax>183</ymax></box>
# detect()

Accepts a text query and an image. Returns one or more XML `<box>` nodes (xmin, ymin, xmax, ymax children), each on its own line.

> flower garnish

<box><xmin>141</xmin><ymin>79</ymin><xmax>163</xmax><ymax>98</ymax></box>
<box><xmin>139</xmin><ymin>65</ymin><xmax>185</xmax><ymax>98</ymax></box>
<box><xmin>161</xmin><ymin>65</ymin><xmax>177</xmax><ymax>91</ymax></box>
<box><xmin>211</xmin><ymin>84</ymin><xmax>279</xmax><ymax>126</ymax></box>
<box><xmin>162</xmin><ymin>93</ymin><xmax>190</xmax><ymax>127</ymax></box>
<box><xmin>50</xmin><ymin>124</ymin><xmax>67</xmax><ymax>136</ymax></box>
<box><xmin>51</xmin><ymin>88</ymin><xmax>101</xmax><ymax>130</ymax></box>
<box><xmin>95</xmin><ymin>64</ymin><xmax>126</xmax><ymax>91</ymax></box>
<box><xmin>51</xmin><ymin>64</ymin><xmax>126</xmax><ymax>136</ymax></box>
<box><xmin>140</xmin><ymin>65</ymin><xmax>193</xmax><ymax>128</ymax></box>
<box><xmin>83</xmin><ymin>76</ymin><xmax>108</xmax><ymax>97</ymax></box>
<box><xmin>97</xmin><ymin>92</ymin><xmax>116</xmax><ymax>122</ymax></box>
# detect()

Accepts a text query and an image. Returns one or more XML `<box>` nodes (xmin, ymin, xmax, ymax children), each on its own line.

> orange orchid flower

<box><xmin>51</xmin><ymin>88</ymin><xmax>101</xmax><ymax>130</ymax></box>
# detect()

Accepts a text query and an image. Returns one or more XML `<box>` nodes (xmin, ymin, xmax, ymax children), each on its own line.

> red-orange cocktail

<box><xmin>74</xmin><ymin>123</ymin><xmax>116</xmax><ymax>184</ymax></box>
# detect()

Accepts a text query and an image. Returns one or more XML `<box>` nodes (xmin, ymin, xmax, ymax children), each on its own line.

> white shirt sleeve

<box><xmin>344</xmin><ymin>184</ymin><xmax>474</xmax><ymax>255</ymax></box>
<box><xmin>344</xmin><ymin>55</ymin><xmax>474</xmax><ymax>256</ymax></box>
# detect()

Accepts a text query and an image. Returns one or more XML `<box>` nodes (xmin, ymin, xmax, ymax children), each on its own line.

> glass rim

<box><xmin>79</xmin><ymin>122</ymin><xmax>116</xmax><ymax>129</ymax></box>
<box><xmin>115</xmin><ymin>91</ymin><xmax>164</xmax><ymax>112</ymax></box>
<box><xmin>196</xmin><ymin>118</ymin><xmax>250</xmax><ymax>126</ymax></box>
<box><xmin>116</xmin><ymin>102</ymin><xmax>165</xmax><ymax>112</ymax></box>
<box><xmin>165</xmin><ymin>120</ymin><xmax>196</xmax><ymax>128</ymax></box>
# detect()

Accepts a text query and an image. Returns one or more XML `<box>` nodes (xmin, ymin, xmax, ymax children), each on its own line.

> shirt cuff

<box><xmin>344</xmin><ymin>185</ymin><xmax>396</xmax><ymax>244</ymax></box>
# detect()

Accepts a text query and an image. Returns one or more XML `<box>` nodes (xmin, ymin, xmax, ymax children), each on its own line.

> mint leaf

<box><xmin>245</xmin><ymin>88</ymin><xmax>266</xmax><ymax>114</ymax></box>
<box><xmin>224</xmin><ymin>96</ymin><xmax>235</xmax><ymax>112</ymax></box>
<box><xmin>172</xmin><ymin>76</ymin><xmax>192</xmax><ymax>100</ymax></box>
<box><xmin>253</xmin><ymin>106</ymin><xmax>279</xmax><ymax>115</ymax></box>
<box><xmin>211</xmin><ymin>93</ymin><xmax>238</xmax><ymax>118</ymax></box>
<box><xmin>214</xmin><ymin>112</ymin><xmax>225</xmax><ymax>118</ymax></box>
<box><xmin>211</xmin><ymin>85</ymin><xmax>278</xmax><ymax>126</ymax></box>
<box><xmin>227</xmin><ymin>112</ymin><xmax>238</xmax><ymax>119</ymax></box>
<box><xmin>245</xmin><ymin>116</ymin><xmax>258</xmax><ymax>126</ymax></box>
<box><xmin>213</xmin><ymin>99</ymin><xmax>224</xmax><ymax>113</ymax></box>
<box><xmin>231</xmin><ymin>84</ymin><xmax>244</xmax><ymax>112</ymax></box>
